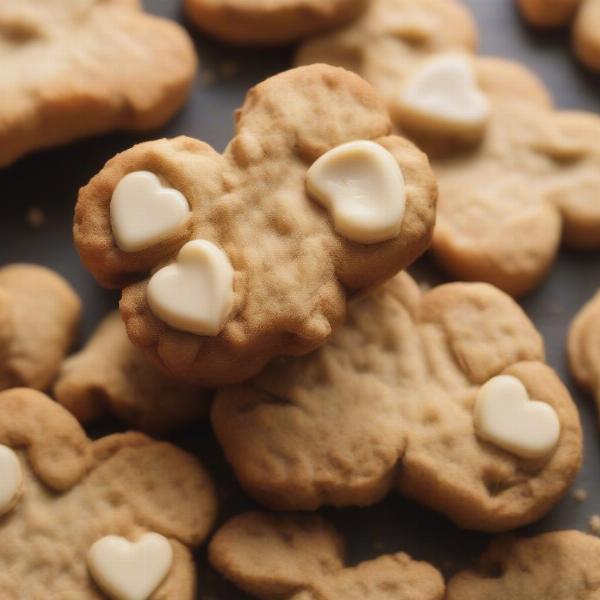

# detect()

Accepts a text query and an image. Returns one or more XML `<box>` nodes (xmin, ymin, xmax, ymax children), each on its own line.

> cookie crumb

<box><xmin>573</xmin><ymin>488</ymin><xmax>588</xmax><ymax>502</ymax></box>
<box><xmin>26</xmin><ymin>207</ymin><xmax>45</xmax><ymax>228</ymax></box>
<box><xmin>218</xmin><ymin>60</ymin><xmax>238</xmax><ymax>79</ymax></box>
<box><xmin>201</xmin><ymin>68</ymin><xmax>216</xmax><ymax>87</ymax></box>
<box><xmin>588</xmin><ymin>514</ymin><xmax>600</xmax><ymax>535</ymax></box>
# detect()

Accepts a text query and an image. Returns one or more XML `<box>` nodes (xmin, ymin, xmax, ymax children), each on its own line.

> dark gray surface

<box><xmin>0</xmin><ymin>1</ymin><xmax>599</xmax><ymax>597</ymax></box>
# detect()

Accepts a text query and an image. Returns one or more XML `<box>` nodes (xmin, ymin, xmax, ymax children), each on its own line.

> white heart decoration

<box><xmin>87</xmin><ymin>532</ymin><xmax>173</xmax><ymax>600</ymax></box>
<box><xmin>0</xmin><ymin>445</ymin><xmax>22</xmax><ymax>516</ymax></box>
<box><xmin>474</xmin><ymin>375</ymin><xmax>560</xmax><ymax>459</ymax></box>
<box><xmin>306</xmin><ymin>140</ymin><xmax>406</xmax><ymax>244</ymax></box>
<box><xmin>147</xmin><ymin>240</ymin><xmax>234</xmax><ymax>336</ymax></box>
<box><xmin>111</xmin><ymin>171</ymin><xmax>190</xmax><ymax>253</ymax></box>
<box><xmin>398</xmin><ymin>53</ymin><xmax>489</xmax><ymax>129</ymax></box>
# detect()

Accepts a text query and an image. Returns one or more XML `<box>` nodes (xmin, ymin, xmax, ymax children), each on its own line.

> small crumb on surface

<box><xmin>218</xmin><ymin>60</ymin><xmax>238</xmax><ymax>79</ymax></box>
<box><xmin>588</xmin><ymin>514</ymin><xmax>600</xmax><ymax>535</ymax></box>
<box><xmin>573</xmin><ymin>488</ymin><xmax>588</xmax><ymax>502</ymax></box>
<box><xmin>26</xmin><ymin>207</ymin><xmax>45</xmax><ymax>228</ymax></box>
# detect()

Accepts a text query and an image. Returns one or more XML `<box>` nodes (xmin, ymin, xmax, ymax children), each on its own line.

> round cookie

<box><xmin>447</xmin><ymin>531</ymin><xmax>600</xmax><ymax>599</ymax></box>
<box><xmin>210</xmin><ymin>512</ymin><xmax>445</xmax><ymax>600</ymax></box>
<box><xmin>0</xmin><ymin>388</ymin><xmax>218</xmax><ymax>599</ymax></box>
<box><xmin>74</xmin><ymin>64</ymin><xmax>437</xmax><ymax>386</ymax></box>
<box><xmin>184</xmin><ymin>0</ymin><xmax>369</xmax><ymax>45</ymax></box>
<box><xmin>568</xmin><ymin>289</ymin><xmax>600</xmax><ymax>419</ymax></box>
<box><xmin>517</xmin><ymin>0</ymin><xmax>579</xmax><ymax>27</ymax></box>
<box><xmin>0</xmin><ymin>0</ymin><xmax>196</xmax><ymax>167</ymax></box>
<box><xmin>0</xmin><ymin>264</ymin><xmax>80</xmax><ymax>391</ymax></box>
<box><xmin>54</xmin><ymin>312</ymin><xmax>210</xmax><ymax>434</ymax></box>
<box><xmin>212</xmin><ymin>272</ymin><xmax>582</xmax><ymax>532</ymax></box>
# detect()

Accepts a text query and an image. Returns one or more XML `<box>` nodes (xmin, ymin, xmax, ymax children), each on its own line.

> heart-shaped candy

<box><xmin>474</xmin><ymin>375</ymin><xmax>560</xmax><ymax>459</ymax></box>
<box><xmin>306</xmin><ymin>140</ymin><xmax>406</xmax><ymax>244</ymax></box>
<box><xmin>87</xmin><ymin>532</ymin><xmax>173</xmax><ymax>600</ymax></box>
<box><xmin>147</xmin><ymin>240</ymin><xmax>234</xmax><ymax>336</ymax></box>
<box><xmin>0</xmin><ymin>445</ymin><xmax>22</xmax><ymax>516</ymax></box>
<box><xmin>398</xmin><ymin>54</ymin><xmax>489</xmax><ymax>130</ymax></box>
<box><xmin>111</xmin><ymin>171</ymin><xmax>190</xmax><ymax>253</ymax></box>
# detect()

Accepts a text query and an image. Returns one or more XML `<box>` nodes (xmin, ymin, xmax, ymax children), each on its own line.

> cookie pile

<box><xmin>0</xmin><ymin>0</ymin><xmax>599</xmax><ymax>598</ymax></box>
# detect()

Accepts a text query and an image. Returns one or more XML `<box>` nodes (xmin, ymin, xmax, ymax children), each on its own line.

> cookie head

<box><xmin>210</xmin><ymin>512</ymin><xmax>445</xmax><ymax>600</ymax></box>
<box><xmin>447</xmin><ymin>531</ymin><xmax>600</xmax><ymax>599</ymax></box>
<box><xmin>0</xmin><ymin>0</ymin><xmax>196</xmax><ymax>166</ymax></box>
<box><xmin>74</xmin><ymin>64</ymin><xmax>437</xmax><ymax>386</ymax></box>
<box><xmin>0</xmin><ymin>388</ymin><xmax>217</xmax><ymax>599</ymax></box>
<box><xmin>0</xmin><ymin>264</ymin><xmax>81</xmax><ymax>392</ymax></box>
<box><xmin>213</xmin><ymin>273</ymin><xmax>582</xmax><ymax>532</ymax></box>
<box><xmin>184</xmin><ymin>0</ymin><xmax>370</xmax><ymax>45</ymax></box>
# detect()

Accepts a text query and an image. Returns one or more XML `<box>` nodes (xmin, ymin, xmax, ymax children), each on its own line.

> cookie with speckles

<box><xmin>0</xmin><ymin>387</ymin><xmax>217</xmax><ymax>599</ymax></box>
<box><xmin>74</xmin><ymin>64</ymin><xmax>436</xmax><ymax>386</ymax></box>
<box><xmin>210</xmin><ymin>511</ymin><xmax>445</xmax><ymax>600</ymax></box>
<box><xmin>447</xmin><ymin>531</ymin><xmax>600</xmax><ymax>599</ymax></box>
<box><xmin>212</xmin><ymin>272</ymin><xmax>582</xmax><ymax>532</ymax></box>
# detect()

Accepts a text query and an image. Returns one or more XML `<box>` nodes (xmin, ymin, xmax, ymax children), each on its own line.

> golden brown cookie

<box><xmin>568</xmin><ymin>290</ymin><xmax>600</xmax><ymax>420</ymax></box>
<box><xmin>54</xmin><ymin>312</ymin><xmax>210</xmax><ymax>433</ymax></box>
<box><xmin>296</xmin><ymin>0</ymin><xmax>478</xmax><ymax>116</ymax></box>
<box><xmin>297</xmin><ymin>2</ymin><xmax>600</xmax><ymax>294</ymax></box>
<box><xmin>447</xmin><ymin>531</ymin><xmax>600</xmax><ymax>599</ymax></box>
<box><xmin>0</xmin><ymin>0</ymin><xmax>196</xmax><ymax>167</ymax></box>
<box><xmin>518</xmin><ymin>0</ymin><xmax>600</xmax><ymax>73</ymax></box>
<box><xmin>0</xmin><ymin>264</ymin><xmax>80</xmax><ymax>391</ymax></box>
<box><xmin>184</xmin><ymin>0</ymin><xmax>369</xmax><ymax>45</ymax></box>
<box><xmin>0</xmin><ymin>387</ymin><xmax>217</xmax><ymax>599</ymax></box>
<box><xmin>517</xmin><ymin>0</ymin><xmax>580</xmax><ymax>27</ymax></box>
<box><xmin>212</xmin><ymin>272</ymin><xmax>582</xmax><ymax>532</ymax></box>
<box><xmin>210</xmin><ymin>512</ymin><xmax>445</xmax><ymax>600</ymax></box>
<box><xmin>74</xmin><ymin>64</ymin><xmax>437</xmax><ymax>386</ymax></box>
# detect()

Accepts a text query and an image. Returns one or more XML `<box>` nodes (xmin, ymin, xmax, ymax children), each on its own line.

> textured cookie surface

<box><xmin>447</xmin><ymin>531</ymin><xmax>600</xmax><ymax>599</ymax></box>
<box><xmin>185</xmin><ymin>0</ymin><xmax>369</xmax><ymax>45</ymax></box>
<box><xmin>0</xmin><ymin>264</ymin><xmax>80</xmax><ymax>391</ymax></box>
<box><xmin>0</xmin><ymin>0</ymin><xmax>196</xmax><ymax>167</ymax></box>
<box><xmin>298</xmin><ymin>3</ymin><xmax>600</xmax><ymax>295</ymax></box>
<box><xmin>210</xmin><ymin>512</ymin><xmax>445</xmax><ymax>600</ymax></box>
<box><xmin>0</xmin><ymin>388</ymin><xmax>217</xmax><ymax>599</ymax></box>
<box><xmin>568</xmin><ymin>289</ymin><xmax>600</xmax><ymax>419</ymax></box>
<box><xmin>213</xmin><ymin>273</ymin><xmax>582</xmax><ymax>531</ymax></box>
<box><xmin>75</xmin><ymin>64</ymin><xmax>437</xmax><ymax>386</ymax></box>
<box><xmin>54</xmin><ymin>312</ymin><xmax>210</xmax><ymax>433</ymax></box>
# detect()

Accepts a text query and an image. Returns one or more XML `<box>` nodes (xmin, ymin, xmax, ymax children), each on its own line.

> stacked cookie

<box><xmin>0</xmin><ymin>0</ymin><xmax>599</xmax><ymax>599</ymax></box>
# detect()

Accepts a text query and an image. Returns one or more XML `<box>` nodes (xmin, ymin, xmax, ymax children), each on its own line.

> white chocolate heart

<box><xmin>87</xmin><ymin>532</ymin><xmax>173</xmax><ymax>600</ymax></box>
<box><xmin>111</xmin><ymin>171</ymin><xmax>190</xmax><ymax>253</ymax></box>
<box><xmin>474</xmin><ymin>375</ymin><xmax>560</xmax><ymax>459</ymax></box>
<box><xmin>306</xmin><ymin>141</ymin><xmax>406</xmax><ymax>244</ymax></box>
<box><xmin>0</xmin><ymin>445</ymin><xmax>22</xmax><ymax>516</ymax></box>
<box><xmin>398</xmin><ymin>54</ymin><xmax>489</xmax><ymax>130</ymax></box>
<box><xmin>147</xmin><ymin>240</ymin><xmax>234</xmax><ymax>336</ymax></box>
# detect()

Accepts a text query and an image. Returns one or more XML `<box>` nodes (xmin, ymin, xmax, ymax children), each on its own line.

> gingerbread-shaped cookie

<box><xmin>54</xmin><ymin>312</ymin><xmax>210</xmax><ymax>433</ymax></box>
<box><xmin>0</xmin><ymin>387</ymin><xmax>217</xmax><ymax>599</ymax></box>
<box><xmin>74</xmin><ymin>64</ymin><xmax>437</xmax><ymax>386</ymax></box>
<box><xmin>447</xmin><ymin>531</ymin><xmax>600</xmax><ymax>599</ymax></box>
<box><xmin>210</xmin><ymin>512</ymin><xmax>445</xmax><ymax>600</ymax></box>
<box><xmin>518</xmin><ymin>0</ymin><xmax>600</xmax><ymax>72</ymax></box>
<box><xmin>184</xmin><ymin>0</ymin><xmax>369</xmax><ymax>45</ymax></box>
<box><xmin>302</xmin><ymin>20</ymin><xmax>600</xmax><ymax>295</ymax></box>
<box><xmin>0</xmin><ymin>0</ymin><xmax>196</xmax><ymax>167</ymax></box>
<box><xmin>0</xmin><ymin>264</ymin><xmax>80</xmax><ymax>391</ymax></box>
<box><xmin>568</xmin><ymin>290</ymin><xmax>600</xmax><ymax>421</ymax></box>
<box><xmin>213</xmin><ymin>273</ymin><xmax>582</xmax><ymax>532</ymax></box>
